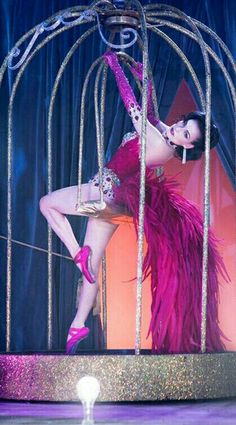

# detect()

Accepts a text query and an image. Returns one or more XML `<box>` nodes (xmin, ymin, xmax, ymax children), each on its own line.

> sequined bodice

<box><xmin>105</xmin><ymin>132</ymin><xmax>140</xmax><ymax>181</ymax></box>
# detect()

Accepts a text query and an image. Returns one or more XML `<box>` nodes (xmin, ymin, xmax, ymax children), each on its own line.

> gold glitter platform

<box><xmin>0</xmin><ymin>352</ymin><xmax>236</xmax><ymax>401</ymax></box>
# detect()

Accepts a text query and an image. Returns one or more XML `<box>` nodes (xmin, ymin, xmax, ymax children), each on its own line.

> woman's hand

<box><xmin>103</xmin><ymin>51</ymin><xmax>119</xmax><ymax>68</ymax></box>
<box><xmin>130</xmin><ymin>62</ymin><xmax>143</xmax><ymax>81</ymax></box>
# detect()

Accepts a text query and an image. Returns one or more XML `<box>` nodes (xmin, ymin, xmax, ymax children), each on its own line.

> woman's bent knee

<box><xmin>39</xmin><ymin>194</ymin><xmax>51</xmax><ymax>215</ymax></box>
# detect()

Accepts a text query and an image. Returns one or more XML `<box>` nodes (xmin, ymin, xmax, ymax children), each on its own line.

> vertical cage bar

<box><xmin>101</xmin><ymin>256</ymin><xmax>107</xmax><ymax>348</ymax></box>
<box><xmin>100</xmin><ymin>63</ymin><xmax>109</xmax><ymax>348</ymax></box>
<box><xmin>201</xmin><ymin>73</ymin><xmax>212</xmax><ymax>353</ymax></box>
<box><xmin>6</xmin><ymin>100</ymin><xmax>13</xmax><ymax>353</ymax></box>
<box><xmin>132</xmin><ymin>0</ymin><xmax>149</xmax><ymax>355</ymax></box>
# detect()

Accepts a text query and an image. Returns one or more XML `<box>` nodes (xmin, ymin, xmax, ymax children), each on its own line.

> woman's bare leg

<box><xmin>40</xmin><ymin>184</ymin><xmax>119</xmax><ymax>331</ymax></box>
<box><xmin>39</xmin><ymin>184</ymin><xmax>101</xmax><ymax>259</ymax></box>
<box><xmin>70</xmin><ymin>217</ymin><xmax>118</xmax><ymax>328</ymax></box>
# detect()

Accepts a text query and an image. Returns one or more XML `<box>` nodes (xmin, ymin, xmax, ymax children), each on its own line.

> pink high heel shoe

<box><xmin>74</xmin><ymin>246</ymin><xmax>95</xmax><ymax>284</ymax></box>
<box><xmin>66</xmin><ymin>326</ymin><xmax>90</xmax><ymax>355</ymax></box>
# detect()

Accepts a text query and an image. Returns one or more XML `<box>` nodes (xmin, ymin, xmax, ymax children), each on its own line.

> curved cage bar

<box><xmin>47</xmin><ymin>26</ymin><xmax>98</xmax><ymax>348</ymax></box>
<box><xmin>147</xmin><ymin>25</ymin><xmax>206</xmax><ymax>110</ymax></box>
<box><xmin>146</xmin><ymin>19</ymin><xmax>236</xmax><ymax>111</ymax></box>
<box><xmin>192</xmin><ymin>19</ymin><xmax>236</xmax><ymax>74</ymax></box>
<box><xmin>3</xmin><ymin>17</ymin><xmax>99</xmax><ymax>352</ymax></box>
<box><xmin>135</xmin><ymin>34</ymin><xmax>159</xmax><ymax>117</ymax></box>
<box><xmin>47</xmin><ymin>27</ymin><xmax>98</xmax><ymax>198</ymax></box>
<box><xmin>77</xmin><ymin>57</ymin><xmax>103</xmax><ymax>212</ymax></box>
<box><xmin>145</xmin><ymin>9</ymin><xmax>236</xmax><ymax>76</ymax></box>
<box><xmin>94</xmin><ymin>63</ymin><xmax>106</xmax><ymax>207</ymax></box>
<box><xmin>119</xmin><ymin>50</ymin><xmax>157</xmax><ymax>112</ymax></box>
<box><xmin>0</xmin><ymin>6</ymin><xmax>90</xmax><ymax>87</ymax></box>
<box><xmin>0</xmin><ymin>0</ymin><xmax>117</xmax><ymax>85</ymax></box>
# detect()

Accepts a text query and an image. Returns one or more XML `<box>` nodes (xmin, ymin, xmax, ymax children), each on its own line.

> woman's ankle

<box><xmin>70</xmin><ymin>319</ymin><xmax>85</xmax><ymax>329</ymax></box>
<box><xmin>71</xmin><ymin>245</ymin><xmax>81</xmax><ymax>260</ymax></box>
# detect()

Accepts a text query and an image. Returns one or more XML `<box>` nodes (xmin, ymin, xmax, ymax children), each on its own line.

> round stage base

<box><xmin>0</xmin><ymin>352</ymin><xmax>236</xmax><ymax>401</ymax></box>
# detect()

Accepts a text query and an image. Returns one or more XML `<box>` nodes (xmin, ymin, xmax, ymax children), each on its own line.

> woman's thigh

<box><xmin>84</xmin><ymin>217</ymin><xmax>119</xmax><ymax>272</ymax></box>
<box><xmin>42</xmin><ymin>183</ymin><xmax>103</xmax><ymax>215</ymax></box>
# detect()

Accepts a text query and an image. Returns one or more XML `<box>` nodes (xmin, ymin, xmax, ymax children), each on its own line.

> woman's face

<box><xmin>166</xmin><ymin>119</ymin><xmax>201</xmax><ymax>149</ymax></box>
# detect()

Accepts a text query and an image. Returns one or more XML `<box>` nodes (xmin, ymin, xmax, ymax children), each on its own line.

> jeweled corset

<box><xmin>89</xmin><ymin>132</ymin><xmax>162</xmax><ymax>200</ymax></box>
<box><xmin>105</xmin><ymin>132</ymin><xmax>140</xmax><ymax>181</ymax></box>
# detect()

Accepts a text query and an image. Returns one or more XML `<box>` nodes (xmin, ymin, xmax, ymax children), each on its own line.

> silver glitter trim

<box><xmin>121</xmin><ymin>131</ymin><xmax>138</xmax><ymax>146</ymax></box>
<box><xmin>1</xmin><ymin>353</ymin><xmax>236</xmax><ymax>401</ymax></box>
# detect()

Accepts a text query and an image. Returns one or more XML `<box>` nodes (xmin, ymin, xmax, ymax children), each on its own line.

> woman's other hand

<box><xmin>130</xmin><ymin>61</ymin><xmax>143</xmax><ymax>80</ymax></box>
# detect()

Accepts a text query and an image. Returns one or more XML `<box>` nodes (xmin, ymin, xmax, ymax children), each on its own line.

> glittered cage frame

<box><xmin>0</xmin><ymin>0</ymin><xmax>235</xmax><ymax>359</ymax></box>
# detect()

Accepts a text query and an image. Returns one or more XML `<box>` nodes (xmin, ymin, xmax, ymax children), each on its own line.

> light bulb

<box><xmin>76</xmin><ymin>376</ymin><xmax>100</xmax><ymax>425</ymax></box>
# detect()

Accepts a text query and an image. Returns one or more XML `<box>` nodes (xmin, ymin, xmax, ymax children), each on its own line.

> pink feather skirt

<box><xmin>112</xmin><ymin>168</ymin><xmax>228</xmax><ymax>354</ymax></box>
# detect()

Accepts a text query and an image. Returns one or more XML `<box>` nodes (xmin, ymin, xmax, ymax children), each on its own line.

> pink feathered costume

<box><xmin>90</xmin><ymin>52</ymin><xmax>227</xmax><ymax>354</ymax></box>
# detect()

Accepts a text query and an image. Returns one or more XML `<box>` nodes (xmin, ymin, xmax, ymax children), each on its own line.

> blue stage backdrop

<box><xmin>0</xmin><ymin>0</ymin><xmax>235</xmax><ymax>352</ymax></box>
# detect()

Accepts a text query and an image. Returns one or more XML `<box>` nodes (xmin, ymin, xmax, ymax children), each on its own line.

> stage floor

<box><xmin>0</xmin><ymin>399</ymin><xmax>236</xmax><ymax>425</ymax></box>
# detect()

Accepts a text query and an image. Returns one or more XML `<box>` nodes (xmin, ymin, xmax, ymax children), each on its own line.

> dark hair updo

<box><xmin>174</xmin><ymin>111</ymin><xmax>219</xmax><ymax>162</ymax></box>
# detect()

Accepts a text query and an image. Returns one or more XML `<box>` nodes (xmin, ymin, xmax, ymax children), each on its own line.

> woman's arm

<box><xmin>104</xmin><ymin>52</ymin><xmax>143</xmax><ymax>133</ymax></box>
<box><xmin>104</xmin><ymin>52</ymin><xmax>164</xmax><ymax>143</ymax></box>
<box><xmin>130</xmin><ymin>62</ymin><xmax>168</xmax><ymax>135</ymax></box>
<box><xmin>130</xmin><ymin>61</ymin><xmax>159</xmax><ymax>127</ymax></box>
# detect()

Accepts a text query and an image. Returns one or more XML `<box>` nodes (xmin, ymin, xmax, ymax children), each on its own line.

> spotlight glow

<box><xmin>76</xmin><ymin>376</ymin><xmax>100</xmax><ymax>425</ymax></box>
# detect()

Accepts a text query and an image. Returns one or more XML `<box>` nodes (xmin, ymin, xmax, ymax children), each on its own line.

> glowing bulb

<box><xmin>76</xmin><ymin>376</ymin><xmax>100</xmax><ymax>425</ymax></box>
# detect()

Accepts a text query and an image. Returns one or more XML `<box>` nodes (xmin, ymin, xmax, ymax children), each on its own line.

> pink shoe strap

<box><xmin>74</xmin><ymin>246</ymin><xmax>90</xmax><ymax>263</ymax></box>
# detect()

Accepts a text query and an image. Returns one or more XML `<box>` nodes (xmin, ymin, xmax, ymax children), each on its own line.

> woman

<box><xmin>40</xmin><ymin>52</ymin><xmax>226</xmax><ymax>354</ymax></box>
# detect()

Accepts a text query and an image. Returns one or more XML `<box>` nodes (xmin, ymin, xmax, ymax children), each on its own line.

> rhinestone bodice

<box><xmin>105</xmin><ymin>133</ymin><xmax>140</xmax><ymax>181</ymax></box>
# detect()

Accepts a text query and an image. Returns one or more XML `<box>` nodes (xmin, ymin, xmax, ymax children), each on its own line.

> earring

<box><xmin>182</xmin><ymin>147</ymin><xmax>187</xmax><ymax>164</ymax></box>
